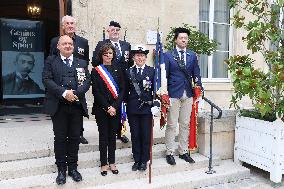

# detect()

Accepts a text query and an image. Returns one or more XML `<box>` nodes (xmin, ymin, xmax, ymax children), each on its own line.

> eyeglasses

<box><xmin>103</xmin><ymin>52</ymin><xmax>113</xmax><ymax>56</ymax></box>
<box><xmin>110</xmin><ymin>28</ymin><xmax>120</xmax><ymax>32</ymax></box>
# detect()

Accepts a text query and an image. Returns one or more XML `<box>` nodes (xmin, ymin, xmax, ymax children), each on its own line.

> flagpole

<box><xmin>102</xmin><ymin>27</ymin><xmax>105</xmax><ymax>40</ymax></box>
<box><xmin>124</xmin><ymin>27</ymin><xmax>127</xmax><ymax>41</ymax></box>
<box><xmin>149</xmin><ymin>17</ymin><xmax>160</xmax><ymax>184</ymax></box>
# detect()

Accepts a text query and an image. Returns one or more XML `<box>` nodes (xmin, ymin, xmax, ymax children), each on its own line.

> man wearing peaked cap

<box><xmin>92</xmin><ymin>21</ymin><xmax>131</xmax><ymax>143</ymax></box>
<box><xmin>125</xmin><ymin>44</ymin><xmax>160</xmax><ymax>171</ymax></box>
<box><xmin>164</xmin><ymin>27</ymin><xmax>202</xmax><ymax>166</ymax></box>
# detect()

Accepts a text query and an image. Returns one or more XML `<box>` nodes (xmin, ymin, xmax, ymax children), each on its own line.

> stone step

<box><xmin>199</xmin><ymin>177</ymin><xmax>267</xmax><ymax>189</ymax></box>
<box><xmin>0</xmin><ymin>143</ymin><xmax>159</xmax><ymax>180</ymax></box>
<box><xmin>0</xmin><ymin>119</ymin><xmax>167</xmax><ymax>162</ymax></box>
<box><xmin>83</xmin><ymin>160</ymin><xmax>250</xmax><ymax>189</ymax></box>
<box><xmin>0</xmin><ymin>154</ymin><xmax>226</xmax><ymax>189</ymax></box>
<box><xmin>0</xmin><ymin>137</ymin><xmax>166</xmax><ymax>162</ymax></box>
<box><xmin>0</xmin><ymin>143</ymin><xmax>205</xmax><ymax>181</ymax></box>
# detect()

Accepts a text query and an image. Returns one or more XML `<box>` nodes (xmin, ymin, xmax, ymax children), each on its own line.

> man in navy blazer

<box><xmin>43</xmin><ymin>35</ymin><xmax>90</xmax><ymax>185</ymax></box>
<box><xmin>92</xmin><ymin>21</ymin><xmax>132</xmax><ymax>70</ymax></box>
<box><xmin>50</xmin><ymin>15</ymin><xmax>89</xmax><ymax>62</ymax></box>
<box><xmin>164</xmin><ymin>27</ymin><xmax>202</xmax><ymax>166</ymax></box>
<box><xmin>92</xmin><ymin>21</ymin><xmax>131</xmax><ymax>143</ymax></box>
<box><xmin>49</xmin><ymin>15</ymin><xmax>90</xmax><ymax>144</ymax></box>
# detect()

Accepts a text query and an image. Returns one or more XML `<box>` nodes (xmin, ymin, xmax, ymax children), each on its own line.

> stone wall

<box><xmin>72</xmin><ymin>0</ymin><xmax>198</xmax><ymax>58</ymax></box>
<box><xmin>71</xmin><ymin>0</ymin><xmax>261</xmax><ymax>110</ymax></box>
<box><xmin>198</xmin><ymin>110</ymin><xmax>237</xmax><ymax>160</ymax></box>
<box><xmin>72</xmin><ymin>0</ymin><xmax>200</xmax><ymax>107</ymax></box>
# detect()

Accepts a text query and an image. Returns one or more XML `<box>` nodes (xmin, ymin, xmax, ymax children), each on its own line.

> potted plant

<box><xmin>226</xmin><ymin>0</ymin><xmax>284</xmax><ymax>183</ymax></box>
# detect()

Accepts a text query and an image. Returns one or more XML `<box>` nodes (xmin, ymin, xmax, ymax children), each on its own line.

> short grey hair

<box><xmin>61</xmin><ymin>15</ymin><xmax>76</xmax><ymax>25</ymax></box>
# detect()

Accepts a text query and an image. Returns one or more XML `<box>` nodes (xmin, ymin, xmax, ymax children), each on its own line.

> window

<box><xmin>199</xmin><ymin>0</ymin><xmax>231</xmax><ymax>80</ymax></box>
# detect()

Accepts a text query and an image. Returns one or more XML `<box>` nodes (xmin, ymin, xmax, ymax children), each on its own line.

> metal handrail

<box><xmin>202</xmin><ymin>96</ymin><xmax>222</xmax><ymax>174</ymax></box>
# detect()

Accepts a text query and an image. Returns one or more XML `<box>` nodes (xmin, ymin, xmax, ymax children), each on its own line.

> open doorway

<box><xmin>0</xmin><ymin>0</ymin><xmax>67</xmax><ymax>113</ymax></box>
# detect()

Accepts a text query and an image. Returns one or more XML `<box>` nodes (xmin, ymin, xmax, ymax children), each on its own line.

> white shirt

<box><xmin>135</xmin><ymin>64</ymin><xmax>146</xmax><ymax>75</ymax></box>
<box><xmin>176</xmin><ymin>46</ymin><xmax>187</xmax><ymax>64</ymax></box>
<box><xmin>60</xmin><ymin>54</ymin><xmax>74</xmax><ymax>67</ymax></box>
<box><xmin>15</xmin><ymin>72</ymin><xmax>28</xmax><ymax>81</ymax></box>
<box><xmin>110</xmin><ymin>40</ymin><xmax>122</xmax><ymax>55</ymax></box>
<box><xmin>60</xmin><ymin>54</ymin><xmax>74</xmax><ymax>97</ymax></box>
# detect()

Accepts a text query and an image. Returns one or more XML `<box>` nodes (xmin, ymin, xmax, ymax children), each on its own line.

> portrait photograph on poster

<box><xmin>2</xmin><ymin>51</ymin><xmax>45</xmax><ymax>99</ymax></box>
<box><xmin>0</xmin><ymin>18</ymin><xmax>45</xmax><ymax>100</ymax></box>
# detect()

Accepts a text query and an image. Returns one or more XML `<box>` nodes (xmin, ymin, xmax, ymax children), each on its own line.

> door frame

<box><xmin>59</xmin><ymin>0</ymin><xmax>72</xmax><ymax>35</ymax></box>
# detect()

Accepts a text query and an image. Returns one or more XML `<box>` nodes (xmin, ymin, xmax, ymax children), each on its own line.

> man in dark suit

<box><xmin>49</xmin><ymin>15</ymin><xmax>89</xmax><ymax>144</ymax></box>
<box><xmin>164</xmin><ymin>28</ymin><xmax>202</xmax><ymax>166</ymax></box>
<box><xmin>42</xmin><ymin>35</ymin><xmax>90</xmax><ymax>185</ymax></box>
<box><xmin>92</xmin><ymin>21</ymin><xmax>131</xmax><ymax>143</ymax></box>
<box><xmin>125</xmin><ymin>45</ymin><xmax>160</xmax><ymax>171</ymax></box>
<box><xmin>3</xmin><ymin>52</ymin><xmax>44</xmax><ymax>95</ymax></box>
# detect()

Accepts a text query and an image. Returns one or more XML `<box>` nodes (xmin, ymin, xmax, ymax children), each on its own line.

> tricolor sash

<box><xmin>95</xmin><ymin>64</ymin><xmax>127</xmax><ymax>137</ymax></box>
<box><xmin>95</xmin><ymin>64</ymin><xmax>119</xmax><ymax>99</ymax></box>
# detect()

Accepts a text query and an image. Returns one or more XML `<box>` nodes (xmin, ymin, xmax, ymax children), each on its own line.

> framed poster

<box><xmin>0</xmin><ymin>18</ymin><xmax>45</xmax><ymax>100</ymax></box>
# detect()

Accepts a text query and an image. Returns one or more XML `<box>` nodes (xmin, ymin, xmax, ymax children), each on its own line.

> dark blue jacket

<box><xmin>164</xmin><ymin>49</ymin><xmax>202</xmax><ymax>98</ymax></box>
<box><xmin>125</xmin><ymin>65</ymin><xmax>154</xmax><ymax>115</ymax></box>
<box><xmin>50</xmin><ymin>34</ymin><xmax>89</xmax><ymax>62</ymax></box>
<box><xmin>42</xmin><ymin>55</ymin><xmax>90</xmax><ymax>117</ymax></box>
<box><xmin>92</xmin><ymin>39</ymin><xmax>132</xmax><ymax>71</ymax></box>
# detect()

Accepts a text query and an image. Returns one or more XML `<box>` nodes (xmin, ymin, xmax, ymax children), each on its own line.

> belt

<box><xmin>59</xmin><ymin>98</ymin><xmax>81</xmax><ymax>106</ymax></box>
<box><xmin>138</xmin><ymin>99</ymin><xmax>152</xmax><ymax>109</ymax></box>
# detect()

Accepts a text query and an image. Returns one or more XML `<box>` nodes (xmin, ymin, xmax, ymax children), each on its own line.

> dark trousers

<box><xmin>51</xmin><ymin>103</ymin><xmax>83</xmax><ymax>171</ymax></box>
<box><xmin>80</xmin><ymin>125</ymin><xmax>84</xmax><ymax>136</ymax></box>
<box><xmin>94</xmin><ymin>108</ymin><xmax>119</xmax><ymax>166</ymax></box>
<box><xmin>128</xmin><ymin>114</ymin><xmax>152</xmax><ymax>163</ymax></box>
<box><xmin>116</xmin><ymin>123</ymin><xmax>123</xmax><ymax>137</ymax></box>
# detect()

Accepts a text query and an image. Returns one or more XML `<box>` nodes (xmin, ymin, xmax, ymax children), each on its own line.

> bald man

<box><xmin>50</xmin><ymin>15</ymin><xmax>90</xmax><ymax>144</ymax></box>
<box><xmin>43</xmin><ymin>35</ymin><xmax>90</xmax><ymax>185</ymax></box>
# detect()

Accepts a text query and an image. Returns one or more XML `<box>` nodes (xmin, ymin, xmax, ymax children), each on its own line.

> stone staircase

<box><xmin>0</xmin><ymin>116</ymin><xmax>250</xmax><ymax>189</ymax></box>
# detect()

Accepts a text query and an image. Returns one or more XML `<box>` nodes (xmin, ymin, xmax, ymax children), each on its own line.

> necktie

<box><xmin>114</xmin><ymin>43</ymin><xmax>121</xmax><ymax>59</ymax></box>
<box><xmin>64</xmin><ymin>58</ymin><xmax>71</xmax><ymax>67</ymax></box>
<box><xmin>138</xmin><ymin>67</ymin><xmax>142</xmax><ymax>75</ymax></box>
<box><xmin>136</xmin><ymin>67</ymin><xmax>142</xmax><ymax>80</ymax></box>
<box><xmin>179</xmin><ymin>50</ymin><xmax>185</xmax><ymax>68</ymax></box>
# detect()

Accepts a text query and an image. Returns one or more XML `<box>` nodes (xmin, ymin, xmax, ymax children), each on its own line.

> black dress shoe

<box><xmin>109</xmin><ymin>165</ymin><xmax>119</xmax><ymax>174</ymax></box>
<box><xmin>139</xmin><ymin>162</ymin><xmax>147</xmax><ymax>171</ymax></box>
<box><xmin>56</xmin><ymin>171</ymin><xmax>66</xmax><ymax>185</ymax></box>
<box><xmin>166</xmin><ymin>155</ymin><xmax>176</xmax><ymax>165</ymax></box>
<box><xmin>179</xmin><ymin>153</ymin><xmax>195</xmax><ymax>163</ymax></box>
<box><xmin>111</xmin><ymin>169</ymin><xmax>119</xmax><ymax>174</ymax></box>
<box><xmin>118</xmin><ymin>135</ymin><xmax>129</xmax><ymax>143</ymax></box>
<box><xmin>68</xmin><ymin>169</ymin><xmax>82</xmax><ymax>182</ymax></box>
<box><xmin>132</xmin><ymin>162</ymin><xmax>140</xmax><ymax>171</ymax></box>
<box><xmin>80</xmin><ymin>136</ymin><xmax>88</xmax><ymax>144</ymax></box>
<box><xmin>101</xmin><ymin>171</ymin><xmax>107</xmax><ymax>176</ymax></box>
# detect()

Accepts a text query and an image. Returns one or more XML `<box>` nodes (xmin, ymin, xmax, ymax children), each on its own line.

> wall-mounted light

<box><xmin>26</xmin><ymin>1</ymin><xmax>41</xmax><ymax>18</ymax></box>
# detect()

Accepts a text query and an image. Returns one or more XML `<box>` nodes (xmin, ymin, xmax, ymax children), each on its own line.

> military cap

<box><xmin>131</xmin><ymin>44</ymin><xmax>149</xmax><ymax>55</ymax></box>
<box><xmin>109</xmin><ymin>21</ymin><xmax>121</xmax><ymax>28</ymax></box>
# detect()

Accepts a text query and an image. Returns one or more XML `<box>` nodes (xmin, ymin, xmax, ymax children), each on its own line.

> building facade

<box><xmin>72</xmin><ymin>0</ymin><xmax>249</xmax><ymax>110</ymax></box>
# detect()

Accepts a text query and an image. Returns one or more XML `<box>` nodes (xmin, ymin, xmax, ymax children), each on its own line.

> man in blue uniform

<box><xmin>125</xmin><ymin>45</ymin><xmax>159</xmax><ymax>171</ymax></box>
<box><xmin>164</xmin><ymin>27</ymin><xmax>202</xmax><ymax>165</ymax></box>
<box><xmin>43</xmin><ymin>35</ymin><xmax>90</xmax><ymax>185</ymax></box>
<box><xmin>92</xmin><ymin>21</ymin><xmax>131</xmax><ymax>143</ymax></box>
<box><xmin>49</xmin><ymin>15</ymin><xmax>90</xmax><ymax>144</ymax></box>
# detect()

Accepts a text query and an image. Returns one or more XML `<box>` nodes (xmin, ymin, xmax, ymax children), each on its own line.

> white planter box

<box><xmin>234</xmin><ymin>115</ymin><xmax>284</xmax><ymax>183</ymax></box>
